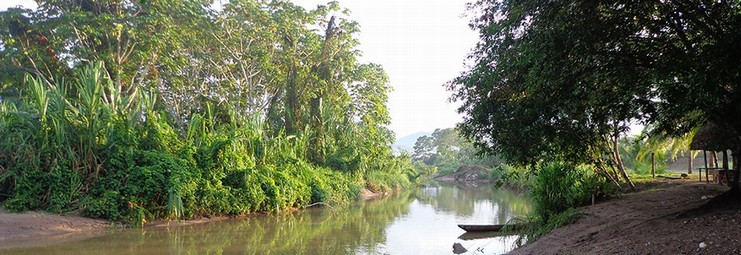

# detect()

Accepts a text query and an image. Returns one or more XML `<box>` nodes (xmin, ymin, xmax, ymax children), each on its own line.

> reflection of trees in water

<box><xmin>4</xmin><ymin>186</ymin><xmax>529</xmax><ymax>255</ymax></box>
<box><xmin>415</xmin><ymin>182</ymin><xmax>531</xmax><ymax>223</ymax></box>
<box><xmin>164</xmin><ymin>192</ymin><xmax>416</xmax><ymax>255</ymax></box>
<box><xmin>4</xmin><ymin>193</ymin><xmax>416</xmax><ymax>255</ymax></box>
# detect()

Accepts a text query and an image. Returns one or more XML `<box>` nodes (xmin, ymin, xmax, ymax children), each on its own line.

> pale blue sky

<box><xmin>292</xmin><ymin>0</ymin><xmax>477</xmax><ymax>139</ymax></box>
<box><xmin>1</xmin><ymin>0</ymin><xmax>478</xmax><ymax>139</ymax></box>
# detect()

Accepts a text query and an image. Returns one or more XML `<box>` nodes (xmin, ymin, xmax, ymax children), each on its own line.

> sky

<box><xmin>1</xmin><ymin>0</ymin><xmax>479</xmax><ymax>140</ymax></box>
<box><xmin>292</xmin><ymin>0</ymin><xmax>479</xmax><ymax>139</ymax></box>
<box><xmin>0</xmin><ymin>1</ymin><xmax>36</xmax><ymax>10</ymax></box>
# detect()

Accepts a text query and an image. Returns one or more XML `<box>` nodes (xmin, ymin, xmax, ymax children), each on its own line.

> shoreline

<box><xmin>509</xmin><ymin>179</ymin><xmax>739</xmax><ymax>254</ymax></box>
<box><xmin>0</xmin><ymin>188</ymin><xmax>386</xmax><ymax>250</ymax></box>
<box><xmin>0</xmin><ymin>208</ymin><xmax>113</xmax><ymax>249</ymax></box>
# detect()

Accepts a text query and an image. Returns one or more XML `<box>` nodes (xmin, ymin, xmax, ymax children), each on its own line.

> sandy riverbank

<box><xmin>510</xmin><ymin>179</ymin><xmax>741</xmax><ymax>254</ymax></box>
<box><xmin>0</xmin><ymin>208</ymin><xmax>112</xmax><ymax>249</ymax></box>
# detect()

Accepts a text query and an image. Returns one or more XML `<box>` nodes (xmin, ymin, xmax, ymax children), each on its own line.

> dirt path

<box><xmin>510</xmin><ymin>179</ymin><xmax>741</xmax><ymax>254</ymax></box>
<box><xmin>0</xmin><ymin>208</ymin><xmax>112</xmax><ymax>249</ymax></box>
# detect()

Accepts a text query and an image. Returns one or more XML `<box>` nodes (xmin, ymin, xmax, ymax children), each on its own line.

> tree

<box><xmin>411</xmin><ymin>128</ymin><xmax>500</xmax><ymax>173</ymax></box>
<box><xmin>0</xmin><ymin>0</ymin><xmax>211</xmax><ymax>92</ymax></box>
<box><xmin>0</xmin><ymin>0</ymin><xmax>416</xmax><ymax>220</ymax></box>
<box><xmin>413</xmin><ymin>135</ymin><xmax>436</xmax><ymax>165</ymax></box>
<box><xmin>449</xmin><ymin>1</ymin><xmax>741</xmax><ymax>190</ymax></box>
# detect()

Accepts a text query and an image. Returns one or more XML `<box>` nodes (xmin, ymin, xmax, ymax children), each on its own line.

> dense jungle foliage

<box><xmin>0</xmin><ymin>0</ymin><xmax>422</xmax><ymax>225</ymax></box>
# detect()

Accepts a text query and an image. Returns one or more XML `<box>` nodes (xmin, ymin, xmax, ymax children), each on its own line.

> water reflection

<box><xmin>1</xmin><ymin>182</ymin><xmax>529</xmax><ymax>255</ymax></box>
<box><xmin>365</xmin><ymin>182</ymin><xmax>530</xmax><ymax>255</ymax></box>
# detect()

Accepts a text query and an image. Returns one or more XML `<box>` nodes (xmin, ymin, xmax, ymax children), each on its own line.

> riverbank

<box><xmin>0</xmin><ymin>187</ymin><xmax>386</xmax><ymax>250</ymax></box>
<box><xmin>510</xmin><ymin>179</ymin><xmax>741</xmax><ymax>254</ymax></box>
<box><xmin>0</xmin><ymin>208</ymin><xmax>112</xmax><ymax>249</ymax></box>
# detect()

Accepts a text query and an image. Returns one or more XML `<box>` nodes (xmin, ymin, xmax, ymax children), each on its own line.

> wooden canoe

<box><xmin>457</xmin><ymin>224</ymin><xmax>523</xmax><ymax>232</ymax></box>
<box><xmin>457</xmin><ymin>231</ymin><xmax>511</xmax><ymax>240</ymax></box>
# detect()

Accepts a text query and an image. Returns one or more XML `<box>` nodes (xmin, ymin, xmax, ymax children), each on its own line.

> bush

<box><xmin>491</xmin><ymin>164</ymin><xmax>529</xmax><ymax>189</ymax></box>
<box><xmin>0</xmin><ymin>63</ymin><xmax>414</xmax><ymax>226</ymax></box>
<box><xmin>365</xmin><ymin>171</ymin><xmax>411</xmax><ymax>193</ymax></box>
<box><xmin>531</xmin><ymin>162</ymin><xmax>593</xmax><ymax>221</ymax></box>
<box><xmin>527</xmin><ymin>161</ymin><xmax>618</xmax><ymax>239</ymax></box>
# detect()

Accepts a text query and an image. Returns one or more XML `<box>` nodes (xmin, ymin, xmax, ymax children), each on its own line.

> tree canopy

<box><xmin>449</xmin><ymin>1</ymin><xmax>741</xmax><ymax>175</ymax></box>
<box><xmin>411</xmin><ymin>128</ymin><xmax>499</xmax><ymax>174</ymax></box>
<box><xmin>0</xmin><ymin>0</ymin><xmax>418</xmax><ymax>221</ymax></box>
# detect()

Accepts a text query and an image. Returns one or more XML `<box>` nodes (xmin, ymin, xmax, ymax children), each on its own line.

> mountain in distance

<box><xmin>393</xmin><ymin>131</ymin><xmax>431</xmax><ymax>154</ymax></box>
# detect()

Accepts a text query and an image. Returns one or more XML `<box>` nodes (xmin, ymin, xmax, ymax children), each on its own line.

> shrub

<box><xmin>491</xmin><ymin>163</ymin><xmax>529</xmax><ymax>189</ymax></box>
<box><xmin>519</xmin><ymin>161</ymin><xmax>618</xmax><ymax>242</ymax></box>
<box><xmin>365</xmin><ymin>171</ymin><xmax>411</xmax><ymax>193</ymax></box>
<box><xmin>531</xmin><ymin>162</ymin><xmax>590</xmax><ymax>221</ymax></box>
<box><xmin>0</xmin><ymin>63</ymin><xmax>415</xmax><ymax>226</ymax></box>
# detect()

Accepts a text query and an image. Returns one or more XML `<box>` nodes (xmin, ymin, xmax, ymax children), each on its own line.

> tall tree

<box><xmin>449</xmin><ymin>1</ymin><xmax>741</xmax><ymax>189</ymax></box>
<box><xmin>1</xmin><ymin>0</ymin><xmax>402</xmax><ymax>175</ymax></box>
<box><xmin>0</xmin><ymin>0</ymin><xmax>211</xmax><ymax>92</ymax></box>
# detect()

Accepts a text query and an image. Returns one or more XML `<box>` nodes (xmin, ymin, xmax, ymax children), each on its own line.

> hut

<box><xmin>689</xmin><ymin>122</ymin><xmax>738</xmax><ymax>185</ymax></box>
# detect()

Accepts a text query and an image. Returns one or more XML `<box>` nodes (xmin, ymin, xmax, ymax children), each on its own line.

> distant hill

<box><xmin>393</xmin><ymin>131</ymin><xmax>431</xmax><ymax>154</ymax></box>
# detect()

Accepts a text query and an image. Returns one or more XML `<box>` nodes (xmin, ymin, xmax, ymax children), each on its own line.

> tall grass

<box><xmin>520</xmin><ymin>161</ymin><xmax>618</xmax><ymax>241</ymax></box>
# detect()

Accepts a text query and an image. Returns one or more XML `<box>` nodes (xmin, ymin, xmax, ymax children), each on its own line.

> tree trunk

<box><xmin>651</xmin><ymin>153</ymin><xmax>655</xmax><ymax>178</ymax></box>
<box><xmin>285</xmin><ymin>61</ymin><xmax>298</xmax><ymax>134</ymax></box>
<box><xmin>308</xmin><ymin>16</ymin><xmax>338</xmax><ymax>164</ymax></box>
<box><xmin>688</xmin><ymin>151</ymin><xmax>693</xmax><ymax>174</ymax></box>
<box><xmin>596</xmin><ymin>162</ymin><xmax>622</xmax><ymax>189</ymax></box>
<box><xmin>266</xmin><ymin>86</ymin><xmax>283</xmax><ymax>130</ymax></box>
<box><xmin>309</xmin><ymin>96</ymin><xmax>324</xmax><ymax>163</ymax></box>
<box><xmin>602</xmin><ymin>155</ymin><xmax>621</xmax><ymax>182</ymax></box>
<box><xmin>611</xmin><ymin>135</ymin><xmax>635</xmax><ymax>190</ymax></box>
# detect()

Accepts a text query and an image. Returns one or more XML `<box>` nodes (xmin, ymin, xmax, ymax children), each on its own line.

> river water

<box><xmin>1</xmin><ymin>182</ymin><xmax>530</xmax><ymax>255</ymax></box>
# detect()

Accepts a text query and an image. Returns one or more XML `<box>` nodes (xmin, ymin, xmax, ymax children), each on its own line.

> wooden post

<box><xmin>703</xmin><ymin>150</ymin><xmax>708</xmax><ymax>182</ymax></box>
<box><xmin>723</xmin><ymin>150</ymin><xmax>729</xmax><ymax>186</ymax></box>
<box><xmin>651</xmin><ymin>153</ymin><xmax>655</xmax><ymax>178</ymax></box>
<box><xmin>734</xmin><ymin>153</ymin><xmax>739</xmax><ymax>189</ymax></box>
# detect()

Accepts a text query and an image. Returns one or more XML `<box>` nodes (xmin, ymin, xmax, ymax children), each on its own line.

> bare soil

<box><xmin>0</xmin><ymin>208</ymin><xmax>112</xmax><ymax>249</ymax></box>
<box><xmin>510</xmin><ymin>179</ymin><xmax>741</xmax><ymax>255</ymax></box>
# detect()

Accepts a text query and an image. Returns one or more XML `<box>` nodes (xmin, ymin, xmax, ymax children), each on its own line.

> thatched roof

<box><xmin>690</xmin><ymin>122</ymin><xmax>738</xmax><ymax>151</ymax></box>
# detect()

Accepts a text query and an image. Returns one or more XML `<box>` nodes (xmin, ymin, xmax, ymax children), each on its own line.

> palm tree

<box><xmin>635</xmin><ymin>126</ymin><xmax>697</xmax><ymax>174</ymax></box>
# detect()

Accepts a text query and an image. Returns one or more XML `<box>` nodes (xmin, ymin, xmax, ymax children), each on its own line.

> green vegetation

<box><xmin>489</xmin><ymin>164</ymin><xmax>529</xmax><ymax>189</ymax></box>
<box><xmin>2</xmin><ymin>190</ymin><xmax>419</xmax><ymax>254</ymax></box>
<box><xmin>446</xmin><ymin>0</ymin><xmax>741</xmax><ymax>242</ymax></box>
<box><xmin>530</xmin><ymin>162</ymin><xmax>616</xmax><ymax>223</ymax></box>
<box><xmin>411</xmin><ymin>128</ymin><xmax>500</xmax><ymax>176</ymax></box>
<box><xmin>502</xmin><ymin>162</ymin><xmax>618</xmax><ymax>241</ymax></box>
<box><xmin>0</xmin><ymin>1</ymin><xmax>419</xmax><ymax>225</ymax></box>
<box><xmin>449</xmin><ymin>0</ymin><xmax>741</xmax><ymax>191</ymax></box>
<box><xmin>619</xmin><ymin>128</ymin><xmax>697</xmax><ymax>176</ymax></box>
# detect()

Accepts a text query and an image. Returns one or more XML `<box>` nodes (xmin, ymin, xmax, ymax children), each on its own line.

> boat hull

<box><xmin>457</xmin><ymin>224</ymin><xmax>522</xmax><ymax>232</ymax></box>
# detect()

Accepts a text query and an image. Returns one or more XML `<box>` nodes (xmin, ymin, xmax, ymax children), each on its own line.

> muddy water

<box><xmin>1</xmin><ymin>182</ymin><xmax>530</xmax><ymax>255</ymax></box>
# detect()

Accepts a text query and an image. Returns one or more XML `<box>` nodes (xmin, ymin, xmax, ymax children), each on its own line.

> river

<box><xmin>1</xmin><ymin>182</ymin><xmax>530</xmax><ymax>255</ymax></box>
